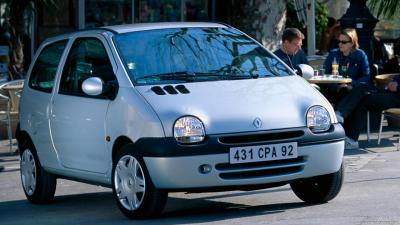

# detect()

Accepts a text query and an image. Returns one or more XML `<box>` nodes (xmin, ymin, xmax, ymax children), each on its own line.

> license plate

<box><xmin>229</xmin><ymin>142</ymin><xmax>298</xmax><ymax>164</ymax></box>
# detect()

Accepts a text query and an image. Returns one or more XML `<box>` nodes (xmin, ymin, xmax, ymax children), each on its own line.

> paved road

<box><xmin>1</xmin><ymin>135</ymin><xmax>400</xmax><ymax>225</ymax></box>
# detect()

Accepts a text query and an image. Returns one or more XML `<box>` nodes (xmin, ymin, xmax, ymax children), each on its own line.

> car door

<box><xmin>22</xmin><ymin>39</ymin><xmax>69</xmax><ymax>168</ymax></box>
<box><xmin>49</xmin><ymin>35</ymin><xmax>117</xmax><ymax>173</ymax></box>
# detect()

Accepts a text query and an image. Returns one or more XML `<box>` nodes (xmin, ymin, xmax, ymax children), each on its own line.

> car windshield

<box><xmin>114</xmin><ymin>27</ymin><xmax>293</xmax><ymax>85</ymax></box>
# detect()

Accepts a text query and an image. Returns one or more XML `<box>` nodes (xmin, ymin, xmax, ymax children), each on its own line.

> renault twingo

<box><xmin>17</xmin><ymin>22</ymin><xmax>344</xmax><ymax>219</ymax></box>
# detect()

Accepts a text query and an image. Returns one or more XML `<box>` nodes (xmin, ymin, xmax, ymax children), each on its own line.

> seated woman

<box><xmin>323</xmin><ymin>28</ymin><xmax>370</xmax><ymax>103</ymax></box>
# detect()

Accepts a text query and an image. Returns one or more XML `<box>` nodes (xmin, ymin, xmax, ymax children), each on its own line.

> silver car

<box><xmin>17</xmin><ymin>22</ymin><xmax>344</xmax><ymax>219</ymax></box>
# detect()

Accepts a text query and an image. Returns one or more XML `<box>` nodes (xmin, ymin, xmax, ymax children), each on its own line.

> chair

<box><xmin>307</xmin><ymin>55</ymin><xmax>326</xmax><ymax>70</ymax></box>
<box><xmin>0</xmin><ymin>79</ymin><xmax>24</xmax><ymax>152</ymax></box>
<box><xmin>377</xmin><ymin>108</ymin><xmax>400</xmax><ymax>151</ymax></box>
<box><xmin>366</xmin><ymin>73</ymin><xmax>400</xmax><ymax>149</ymax></box>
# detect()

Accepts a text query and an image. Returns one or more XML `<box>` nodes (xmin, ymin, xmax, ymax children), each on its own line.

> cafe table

<box><xmin>307</xmin><ymin>75</ymin><xmax>352</xmax><ymax>84</ymax></box>
<box><xmin>375</xmin><ymin>73</ymin><xmax>400</xmax><ymax>88</ymax></box>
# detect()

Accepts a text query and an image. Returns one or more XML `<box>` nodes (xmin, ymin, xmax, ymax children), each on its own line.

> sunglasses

<box><xmin>338</xmin><ymin>40</ymin><xmax>351</xmax><ymax>44</ymax></box>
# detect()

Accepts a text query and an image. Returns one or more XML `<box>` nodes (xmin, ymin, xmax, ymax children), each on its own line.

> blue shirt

<box><xmin>324</xmin><ymin>48</ymin><xmax>370</xmax><ymax>85</ymax></box>
<box><xmin>273</xmin><ymin>49</ymin><xmax>309</xmax><ymax>71</ymax></box>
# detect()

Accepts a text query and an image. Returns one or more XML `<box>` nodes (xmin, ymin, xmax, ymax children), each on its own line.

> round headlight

<box><xmin>307</xmin><ymin>106</ymin><xmax>331</xmax><ymax>133</ymax></box>
<box><xmin>174</xmin><ymin>116</ymin><xmax>205</xmax><ymax>143</ymax></box>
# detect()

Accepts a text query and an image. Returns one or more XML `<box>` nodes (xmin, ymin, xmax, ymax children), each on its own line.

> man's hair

<box><xmin>282</xmin><ymin>28</ymin><xmax>304</xmax><ymax>42</ymax></box>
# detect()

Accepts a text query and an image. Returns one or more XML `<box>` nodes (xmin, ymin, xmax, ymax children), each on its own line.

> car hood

<box><xmin>135</xmin><ymin>76</ymin><xmax>333</xmax><ymax>136</ymax></box>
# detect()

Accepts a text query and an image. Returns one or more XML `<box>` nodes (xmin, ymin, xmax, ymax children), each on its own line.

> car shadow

<box><xmin>344</xmin><ymin>147</ymin><xmax>369</xmax><ymax>156</ymax></box>
<box><xmin>0</xmin><ymin>188</ymin><xmax>313</xmax><ymax>225</ymax></box>
<box><xmin>162</xmin><ymin>197</ymin><xmax>310</xmax><ymax>222</ymax></box>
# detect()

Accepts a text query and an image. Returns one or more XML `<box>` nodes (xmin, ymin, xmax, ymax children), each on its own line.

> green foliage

<box><xmin>286</xmin><ymin>0</ymin><xmax>328</xmax><ymax>54</ymax></box>
<box><xmin>315</xmin><ymin>1</ymin><xmax>328</xmax><ymax>48</ymax></box>
<box><xmin>368</xmin><ymin>0</ymin><xmax>399</xmax><ymax>19</ymax></box>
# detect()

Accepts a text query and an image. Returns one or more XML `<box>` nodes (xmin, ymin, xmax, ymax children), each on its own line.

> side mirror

<box><xmin>297</xmin><ymin>64</ymin><xmax>314</xmax><ymax>80</ymax></box>
<box><xmin>82</xmin><ymin>77</ymin><xmax>119</xmax><ymax>100</ymax></box>
<box><xmin>82</xmin><ymin>77</ymin><xmax>104</xmax><ymax>96</ymax></box>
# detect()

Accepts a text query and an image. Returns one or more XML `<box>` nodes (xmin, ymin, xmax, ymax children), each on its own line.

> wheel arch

<box><xmin>112</xmin><ymin>136</ymin><xmax>133</xmax><ymax>163</ymax></box>
<box><xmin>15</xmin><ymin>123</ymin><xmax>34</xmax><ymax>156</ymax></box>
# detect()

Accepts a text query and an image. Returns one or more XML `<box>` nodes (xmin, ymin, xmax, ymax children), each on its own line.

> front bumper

<box><xmin>132</xmin><ymin>124</ymin><xmax>345</xmax><ymax>190</ymax></box>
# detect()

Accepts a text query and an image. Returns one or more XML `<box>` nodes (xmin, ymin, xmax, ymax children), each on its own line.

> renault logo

<box><xmin>253</xmin><ymin>117</ymin><xmax>262</xmax><ymax>128</ymax></box>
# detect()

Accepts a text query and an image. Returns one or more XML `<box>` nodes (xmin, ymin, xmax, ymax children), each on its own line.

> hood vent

<box><xmin>151</xmin><ymin>86</ymin><xmax>166</xmax><ymax>95</ymax></box>
<box><xmin>151</xmin><ymin>85</ymin><xmax>190</xmax><ymax>95</ymax></box>
<box><xmin>163</xmin><ymin>85</ymin><xmax>179</xmax><ymax>94</ymax></box>
<box><xmin>175</xmin><ymin>85</ymin><xmax>190</xmax><ymax>94</ymax></box>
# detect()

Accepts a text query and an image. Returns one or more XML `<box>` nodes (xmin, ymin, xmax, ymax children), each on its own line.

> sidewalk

<box><xmin>358</xmin><ymin>129</ymin><xmax>399</xmax><ymax>153</ymax></box>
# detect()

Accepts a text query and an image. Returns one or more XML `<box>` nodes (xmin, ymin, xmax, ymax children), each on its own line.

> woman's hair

<box><xmin>341</xmin><ymin>28</ymin><xmax>359</xmax><ymax>49</ymax></box>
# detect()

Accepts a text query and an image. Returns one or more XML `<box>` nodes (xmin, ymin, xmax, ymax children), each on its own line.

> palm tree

<box><xmin>5</xmin><ymin>0</ymin><xmax>59</xmax><ymax>80</ymax></box>
<box><xmin>368</xmin><ymin>0</ymin><xmax>399</xmax><ymax>19</ymax></box>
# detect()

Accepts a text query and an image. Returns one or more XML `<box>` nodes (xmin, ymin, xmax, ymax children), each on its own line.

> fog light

<box><xmin>199</xmin><ymin>164</ymin><xmax>212</xmax><ymax>174</ymax></box>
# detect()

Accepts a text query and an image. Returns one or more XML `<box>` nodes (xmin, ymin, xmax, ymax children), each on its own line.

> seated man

<box><xmin>274</xmin><ymin>28</ymin><xmax>308</xmax><ymax>73</ymax></box>
<box><xmin>335</xmin><ymin>76</ymin><xmax>400</xmax><ymax>149</ymax></box>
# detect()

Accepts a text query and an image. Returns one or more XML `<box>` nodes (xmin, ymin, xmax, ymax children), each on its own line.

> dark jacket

<box><xmin>273</xmin><ymin>49</ymin><xmax>309</xmax><ymax>71</ymax></box>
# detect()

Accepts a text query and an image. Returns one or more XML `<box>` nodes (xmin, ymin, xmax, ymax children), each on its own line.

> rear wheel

<box><xmin>20</xmin><ymin>142</ymin><xmax>56</xmax><ymax>204</ymax></box>
<box><xmin>112</xmin><ymin>145</ymin><xmax>168</xmax><ymax>219</ymax></box>
<box><xmin>290</xmin><ymin>163</ymin><xmax>344</xmax><ymax>203</ymax></box>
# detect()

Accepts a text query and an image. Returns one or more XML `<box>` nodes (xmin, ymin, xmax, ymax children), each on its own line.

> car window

<box><xmin>59</xmin><ymin>37</ymin><xmax>116</xmax><ymax>97</ymax></box>
<box><xmin>29</xmin><ymin>40</ymin><xmax>68</xmax><ymax>93</ymax></box>
<box><xmin>114</xmin><ymin>27</ymin><xmax>293</xmax><ymax>85</ymax></box>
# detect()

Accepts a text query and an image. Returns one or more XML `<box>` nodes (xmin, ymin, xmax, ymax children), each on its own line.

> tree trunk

<box><xmin>7</xmin><ymin>1</ymin><xmax>28</xmax><ymax>80</ymax></box>
<box><xmin>233</xmin><ymin>0</ymin><xmax>288</xmax><ymax>51</ymax></box>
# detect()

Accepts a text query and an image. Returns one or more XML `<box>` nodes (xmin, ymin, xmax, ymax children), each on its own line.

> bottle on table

<box><xmin>331</xmin><ymin>57</ymin><xmax>339</xmax><ymax>76</ymax></box>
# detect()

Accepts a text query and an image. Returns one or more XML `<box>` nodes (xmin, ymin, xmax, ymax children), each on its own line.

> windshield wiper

<box><xmin>192</xmin><ymin>72</ymin><xmax>252</xmax><ymax>80</ymax></box>
<box><xmin>137</xmin><ymin>71</ymin><xmax>196</xmax><ymax>82</ymax></box>
<box><xmin>136</xmin><ymin>71</ymin><xmax>254</xmax><ymax>83</ymax></box>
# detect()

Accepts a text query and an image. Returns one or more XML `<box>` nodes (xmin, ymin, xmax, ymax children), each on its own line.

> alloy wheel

<box><xmin>20</xmin><ymin>149</ymin><xmax>37</xmax><ymax>195</ymax></box>
<box><xmin>114</xmin><ymin>155</ymin><xmax>146</xmax><ymax>211</ymax></box>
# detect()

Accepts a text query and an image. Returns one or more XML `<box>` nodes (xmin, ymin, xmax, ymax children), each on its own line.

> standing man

<box><xmin>274</xmin><ymin>28</ymin><xmax>309</xmax><ymax>72</ymax></box>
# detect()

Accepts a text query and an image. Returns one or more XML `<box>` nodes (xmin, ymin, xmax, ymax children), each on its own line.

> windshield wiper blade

<box><xmin>137</xmin><ymin>71</ymin><xmax>253</xmax><ymax>82</ymax></box>
<box><xmin>192</xmin><ymin>72</ymin><xmax>251</xmax><ymax>80</ymax></box>
<box><xmin>138</xmin><ymin>71</ymin><xmax>196</xmax><ymax>81</ymax></box>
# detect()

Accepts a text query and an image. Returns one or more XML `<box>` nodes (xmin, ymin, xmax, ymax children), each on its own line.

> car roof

<box><xmin>102</xmin><ymin>22</ymin><xmax>228</xmax><ymax>34</ymax></box>
<box><xmin>40</xmin><ymin>22</ymin><xmax>229</xmax><ymax>46</ymax></box>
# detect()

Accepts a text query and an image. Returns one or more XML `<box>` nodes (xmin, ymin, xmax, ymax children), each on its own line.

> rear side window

<box><xmin>59</xmin><ymin>38</ymin><xmax>116</xmax><ymax>97</ymax></box>
<box><xmin>29</xmin><ymin>40</ymin><xmax>68</xmax><ymax>93</ymax></box>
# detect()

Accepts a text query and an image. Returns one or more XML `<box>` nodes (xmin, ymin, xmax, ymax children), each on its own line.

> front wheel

<box><xmin>290</xmin><ymin>163</ymin><xmax>344</xmax><ymax>203</ymax></box>
<box><xmin>20</xmin><ymin>143</ymin><xmax>57</xmax><ymax>204</ymax></box>
<box><xmin>112</xmin><ymin>145</ymin><xmax>168</xmax><ymax>219</ymax></box>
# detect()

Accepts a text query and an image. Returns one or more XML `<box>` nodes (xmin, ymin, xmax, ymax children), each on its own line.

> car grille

<box><xmin>215</xmin><ymin>157</ymin><xmax>306</xmax><ymax>180</ymax></box>
<box><xmin>218</xmin><ymin>130</ymin><xmax>304</xmax><ymax>144</ymax></box>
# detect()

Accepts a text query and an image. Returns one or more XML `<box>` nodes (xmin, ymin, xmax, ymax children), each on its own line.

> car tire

<box><xmin>20</xmin><ymin>141</ymin><xmax>57</xmax><ymax>204</ymax></box>
<box><xmin>112</xmin><ymin>144</ymin><xmax>168</xmax><ymax>219</ymax></box>
<box><xmin>290</xmin><ymin>163</ymin><xmax>344</xmax><ymax>203</ymax></box>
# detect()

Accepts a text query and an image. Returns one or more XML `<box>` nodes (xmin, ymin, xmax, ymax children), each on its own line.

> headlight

<box><xmin>174</xmin><ymin>116</ymin><xmax>205</xmax><ymax>143</ymax></box>
<box><xmin>307</xmin><ymin>106</ymin><xmax>331</xmax><ymax>133</ymax></box>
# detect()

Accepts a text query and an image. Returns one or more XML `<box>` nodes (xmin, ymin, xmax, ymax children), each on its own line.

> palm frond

<box><xmin>368</xmin><ymin>0</ymin><xmax>399</xmax><ymax>19</ymax></box>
